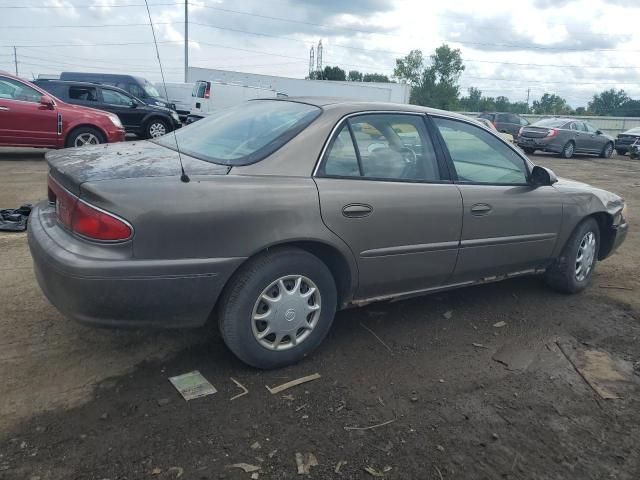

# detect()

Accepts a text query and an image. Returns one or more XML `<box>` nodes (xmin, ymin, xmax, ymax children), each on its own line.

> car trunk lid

<box><xmin>519</xmin><ymin>126</ymin><xmax>551</xmax><ymax>139</ymax></box>
<box><xmin>46</xmin><ymin>140</ymin><xmax>229</xmax><ymax>195</ymax></box>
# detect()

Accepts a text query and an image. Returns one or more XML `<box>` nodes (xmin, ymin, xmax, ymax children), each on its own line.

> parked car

<box><xmin>614</xmin><ymin>127</ymin><xmax>640</xmax><ymax>156</ymax></box>
<box><xmin>630</xmin><ymin>138</ymin><xmax>640</xmax><ymax>159</ymax></box>
<box><xmin>0</xmin><ymin>72</ymin><xmax>125</xmax><ymax>148</ymax></box>
<box><xmin>475</xmin><ymin>117</ymin><xmax>515</xmax><ymax>144</ymax></box>
<box><xmin>518</xmin><ymin>118</ymin><xmax>615</xmax><ymax>159</ymax></box>
<box><xmin>478</xmin><ymin>112</ymin><xmax>529</xmax><ymax>139</ymax></box>
<box><xmin>28</xmin><ymin>99</ymin><xmax>628</xmax><ymax>368</ymax></box>
<box><xmin>59</xmin><ymin>72</ymin><xmax>175</xmax><ymax>110</ymax></box>
<box><xmin>35</xmin><ymin>80</ymin><xmax>181</xmax><ymax>139</ymax></box>
<box><xmin>187</xmin><ymin>80</ymin><xmax>279</xmax><ymax>123</ymax></box>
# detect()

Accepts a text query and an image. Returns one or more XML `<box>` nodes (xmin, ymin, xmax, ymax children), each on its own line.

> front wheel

<box><xmin>217</xmin><ymin>248</ymin><xmax>337</xmax><ymax>369</ymax></box>
<box><xmin>560</xmin><ymin>141</ymin><xmax>575</xmax><ymax>159</ymax></box>
<box><xmin>600</xmin><ymin>142</ymin><xmax>614</xmax><ymax>158</ymax></box>
<box><xmin>544</xmin><ymin>218</ymin><xmax>600</xmax><ymax>293</ymax></box>
<box><xmin>523</xmin><ymin>147</ymin><xmax>535</xmax><ymax>154</ymax></box>
<box><xmin>146</xmin><ymin>118</ymin><xmax>169</xmax><ymax>139</ymax></box>
<box><xmin>65</xmin><ymin>126</ymin><xmax>106</xmax><ymax>148</ymax></box>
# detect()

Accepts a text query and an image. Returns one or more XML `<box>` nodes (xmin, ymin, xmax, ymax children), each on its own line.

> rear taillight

<box><xmin>546</xmin><ymin>128</ymin><xmax>559</xmax><ymax>137</ymax></box>
<box><xmin>492</xmin><ymin>120</ymin><xmax>497</xmax><ymax>128</ymax></box>
<box><xmin>204</xmin><ymin>82</ymin><xmax>211</xmax><ymax>99</ymax></box>
<box><xmin>47</xmin><ymin>176</ymin><xmax>132</xmax><ymax>241</ymax></box>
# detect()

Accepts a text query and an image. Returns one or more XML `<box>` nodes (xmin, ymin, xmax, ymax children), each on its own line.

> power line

<box><xmin>0</xmin><ymin>2</ymin><xmax>180</xmax><ymax>8</ymax></box>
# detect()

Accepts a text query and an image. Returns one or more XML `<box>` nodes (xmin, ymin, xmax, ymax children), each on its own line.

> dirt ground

<box><xmin>0</xmin><ymin>147</ymin><xmax>639</xmax><ymax>479</ymax></box>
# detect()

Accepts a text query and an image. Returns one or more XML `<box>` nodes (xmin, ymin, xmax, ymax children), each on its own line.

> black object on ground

<box><xmin>0</xmin><ymin>204</ymin><xmax>33</xmax><ymax>232</ymax></box>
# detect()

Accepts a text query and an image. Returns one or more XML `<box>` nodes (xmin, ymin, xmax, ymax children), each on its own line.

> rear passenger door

<box><xmin>432</xmin><ymin>116</ymin><xmax>563</xmax><ymax>283</ymax></box>
<box><xmin>314</xmin><ymin>112</ymin><xmax>463</xmax><ymax>300</ymax></box>
<box><xmin>99</xmin><ymin>88</ymin><xmax>138</xmax><ymax>132</ymax></box>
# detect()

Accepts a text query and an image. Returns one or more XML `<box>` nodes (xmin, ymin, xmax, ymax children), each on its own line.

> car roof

<box><xmin>268</xmin><ymin>97</ymin><xmax>473</xmax><ymax>121</ymax></box>
<box><xmin>35</xmin><ymin>79</ymin><xmax>133</xmax><ymax>96</ymax></box>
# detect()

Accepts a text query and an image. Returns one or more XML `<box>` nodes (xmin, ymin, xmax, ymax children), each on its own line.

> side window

<box><xmin>570</xmin><ymin>122</ymin><xmax>578</xmax><ymax>131</ymax></box>
<box><xmin>433</xmin><ymin>117</ymin><xmax>528</xmax><ymax>185</ymax></box>
<box><xmin>321</xmin><ymin>125</ymin><xmax>360</xmax><ymax>177</ymax></box>
<box><xmin>585</xmin><ymin>123</ymin><xmax>597</xmax><ymax>133</ymax></box>
<box><xmin>102</xmin><ymin>89</ymin><xmax>132</xmax><ymax>106</ymax></box>
<box><xmin>194</xmin><ymin>82</ymin><xmax>207</xmax><ymax>98</ymax></box>
<box><xmin>69</xmin><ymin>86</ymin><xmax>98</xmax><ymax>102</ymax></box>
<box><xmin>321</xmin><ymin>114</ymin><xmax>440</xmax><ymax>181</ymax></box>
<box><xmin>0</xmin><ymin>77</ymin><xmax>42</xmax><ymax>103</ymax></box>
<box><xmin>519</xmin><ymin>117</ymin><xmax>529</xmax><ymax>126</ymax></box>
<box><xmin>577</xmin><ymin>122</ymin><xmax>588</xmax><ymax>132</ymax></box>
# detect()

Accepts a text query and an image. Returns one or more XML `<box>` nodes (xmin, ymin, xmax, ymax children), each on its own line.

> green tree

<box><xmin>588</xmin><ymin>89</ymin><xmax>630</xmax><ymax>116</ymax></box>
<box><xmin>393</xmin><ymin>49</ymin><xmax>424</xmax><ymax>86</ymax></box>
<box><xmin>616</xmin><ymin>99</ymin><xmax>640</xmax><ymax>117</ymax></box>
<box><xmin>531</xmin><ymin>93</ymin><xmax>573</xmax><ymax>115</ymax></box>
<box><xmin>495</xmin><ymin>96</ymin><xmax>510</xmax><ymax>111</ymax></box>
<box><xmin>362</xmin><ymin>73</ymin><xmax>390</xmax><ymax>83</ymax></box>
<box><xmin>574</xmin><ymin>106</ymin><xmax>588</xmax><ymax>116</ymax></box>
<box><xmin>348</xmin><ymin>70</ymin><xmax>363</xmax><ymax>82</ymax></box>
<box><xmin>321</xmin><ymin>66</ymin><xmax>347</xmax><ymax>81</ymax></box>
<box><xmin>395</xmin><ymin>44</ymin><xmax>464</xmax><ymax>110</ymax></box>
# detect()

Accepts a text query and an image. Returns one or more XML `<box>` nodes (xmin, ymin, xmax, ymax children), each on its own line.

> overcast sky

<box><xmin>1</xmin><ymin>0</ymin><xmax>639</xmax><ymax>107</ymax></box>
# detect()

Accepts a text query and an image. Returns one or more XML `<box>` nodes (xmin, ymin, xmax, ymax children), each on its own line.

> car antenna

<box><xmin>142</xmin><ymin>0</ymin><xmax>190</xmax><ymax>183</ymax></box>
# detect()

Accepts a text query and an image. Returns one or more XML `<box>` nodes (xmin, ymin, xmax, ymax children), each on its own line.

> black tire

<box><xmin>145</xmin><ymin>118</ymin><xmax>169</xmax><ymax>139</ymax></box>
<box><xmin>560</xmin><ymin>141</ymin><xmax>575</xmax><ymax>159</ymax></box>
<box><xmin>544</xmin><ymin>218</ymin><xmax>600</xmax><ymax>294</ymax></box>
<box><xmin>615</xmin><ymin>149</ymin><xmax>626</xmax><ymax>156</ymax></box>
<box><xmin>65</xmin><ymin>126</ymin><xmax>106</xmax><ymax>148</ymax></box>
<box><xmin>523</xmin><ymin>147</ymin><xmax>535</xmax><ymax>154</ymax></box>
<box><xmin>600</xmin><ymin>142</ymin><xmax>614</xmax><ymax>159</ymax></box>
<box><xmin>217</xmin><ymin>248</ymin><xmax>337</xmax><ymax>369</ymax></box>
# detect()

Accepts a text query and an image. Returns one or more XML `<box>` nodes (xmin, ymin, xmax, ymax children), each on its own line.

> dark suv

<box><xmin>34</xmin><ymin>80</ymin><xmax>181</xmax><ymax>139</ymax></box>
<box><xmin>478</xmin><ymin>112</ymin><xmax>529</xmax><ymax>139</ymax></box>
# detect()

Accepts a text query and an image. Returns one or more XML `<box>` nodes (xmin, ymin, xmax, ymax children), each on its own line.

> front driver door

<box><xmin>431</xmin><ymin>116</ymin><xmax>563</xmax><ymax>283</ymax></box>
<box><xmin>314</xmin><ymin>112</ymin><xmax>463</xmax><ymax>300</ymax></box>
<box><xmin>99</xmin><ymin>88</ymin><xmax>138</xmax><ymax>132</ymax></box>
<box><xmin>0</xmin><ymin>76</ymin><xmax>58</xmax><ymax>147</ymax></box>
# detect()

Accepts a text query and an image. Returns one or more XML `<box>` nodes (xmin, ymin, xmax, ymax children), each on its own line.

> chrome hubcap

<box><xmin>74</xmin><ymin>133</ymin><xmax>99</xmax><ymax>147</ymax></box>
<box><xmin>605</xmin><ymin>144</ymin><xmax>613</xmax><ymax>157</ymax></box>
<box><xmin>575</xmin><ymin>231</ymin><xmax>596</xmax><ymax>281</ymax></box>
<box><xmin>149</xmin><ymin>122</ymin><xmax>166</xmax><ymax>137</ymax></box>
<box><xmin>251</xmin><ymin>275</ymin><xmax>321</xmax><ymax>351</ymax></box>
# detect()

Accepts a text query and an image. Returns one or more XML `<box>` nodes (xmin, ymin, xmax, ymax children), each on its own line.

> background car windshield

<box><xmin>534</xmin><ymin>118</ymin><xmax>568</xmax><ymax>128</ymax></box>
<box><xmin>143</xmin><ymin>83</ymin><xmax>161</xmax><ymax>98</ymax></box>
<box><xmin>156</xmin><ymin>100</ymin><xmax>321</xmax><ymax>165</ymax></box>
<box><xmin>625</xmin><ymin>128</ymin><xmax>640</xmax><ymax>135</ymax></box>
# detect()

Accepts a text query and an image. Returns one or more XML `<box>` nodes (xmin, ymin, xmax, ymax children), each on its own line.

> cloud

<box><xmin>35</xmin><ymin>0</ymin><xmax>78</xmax><ymax>18</ymax></box>
<box><xmin>533</xmin><ymin>0</ymin><xmax>575</xmax><ymax>7</ymax></box>
<box><xmin>441</xmin><ymin>12</ymin><xmax>629</xmax><ymax>52</ymax></box>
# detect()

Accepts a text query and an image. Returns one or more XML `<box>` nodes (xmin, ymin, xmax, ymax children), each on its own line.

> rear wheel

<box><xmin>544</xmin><ymin>218</ymin><xmax>599</xmax><ymax>293</ymax></box>
<box><xmin>560</xmin><ymin>141</ymin><xmax>575</xmax><ymax>159</ymax></box>
<box><xmin>65</xmin><ymin>126</ymin><xmax>106</xmax><ymax>148</ymax></box>
<box><xmin>217</xmin><ymin>248</ymin><xmax>337</xmax><ymax>369</ymax></box>
<box><xmin>600</xmin><ymin>142</ymin><xmax>614</xmax><ymax>158</ymax></box>
<box><xmin>146</xmin><ymin>118</ymin><xmax>168</xmax><ymax>139</ymax></box>
<box><xmin>523</xmin><ymin>147</ymin><xmax>535</xmax><ymax>154</ymax></box>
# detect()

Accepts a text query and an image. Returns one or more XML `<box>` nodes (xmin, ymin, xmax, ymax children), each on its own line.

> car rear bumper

<box><xmin>517</xmin><ymin>137</ymin><xmax>562</xmax><ymax>153</ymax></box>
<box><xmin>28</xmin><ymin>202</ymin><xmax>244</xmax><ymax>328</ymax></box>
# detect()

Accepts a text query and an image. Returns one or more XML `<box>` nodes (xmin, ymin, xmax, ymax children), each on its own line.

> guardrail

<box><xmin>460</xmin><ymin>112</ymin><xmax>640</xmax><ymax>137</ymax></box>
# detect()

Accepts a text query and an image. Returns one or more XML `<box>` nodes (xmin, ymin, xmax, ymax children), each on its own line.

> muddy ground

<box><xmin>1</xmin><ymin>147</ymin><xmax>639</xmax><ymax>479</ymax></box>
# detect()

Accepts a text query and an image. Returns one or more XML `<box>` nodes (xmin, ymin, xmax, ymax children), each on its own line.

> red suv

<box><xmin>0</xmin><ymin>72</ymin><xmax>125</xmax><ymax>148</ymax></box>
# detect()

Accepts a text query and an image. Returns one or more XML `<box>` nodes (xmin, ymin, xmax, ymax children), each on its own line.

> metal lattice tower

<box><xmin>316</xmin><ymin>40</ymin><xmax>323</xmax><ymax>77</ymax></box>
<box><xmin>309</xmin><ymin>45</ymin><xmax>315</xmax><ymax>78</ymax></box>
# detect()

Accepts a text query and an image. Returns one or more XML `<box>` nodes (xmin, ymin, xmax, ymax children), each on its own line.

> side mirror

<box><xmin>39</xmin><ymin>95</ymin><xmax>55</xmax><ymax>109</ymax></box>
<box><xmin>129</xmin><ymin>100</ymin><xmax>137</xmax><ymax>108</ymax></box>
<box><xmin>596</xmin><ymin>129</ymin><xmax>603</xmax><ymax>135</ymax></box>
<box><xmin>530</xmin><ymin>165</ymin><xmax>558</xmax><ymax>186</ymax></box>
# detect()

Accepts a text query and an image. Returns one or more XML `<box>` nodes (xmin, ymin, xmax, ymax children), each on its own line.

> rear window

<box><xmin>532</xmin><ymin>118</ymin><xmax>569</xmax><ymax>128</ymax></box>
<box><xmin>155</xmin><ymin>100</ymin><xmax>321</xmax><ymax>166</ymax></box>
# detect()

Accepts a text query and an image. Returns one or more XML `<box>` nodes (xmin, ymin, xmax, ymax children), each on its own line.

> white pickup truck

<box><xmin>186</xmin><ymin>80</ymin><xmax>281</xmax><ymax>123</ymax></box>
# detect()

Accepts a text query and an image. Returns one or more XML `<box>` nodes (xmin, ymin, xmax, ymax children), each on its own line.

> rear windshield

<box><xmin>155</xmin><ymin>100</ymin><xmax>321</xmax><ymax>166</ymax></box>
<box><xmin>532</xmin><ymin>118</ymin><xmax>568</xmax><ymax>128</ymax></box>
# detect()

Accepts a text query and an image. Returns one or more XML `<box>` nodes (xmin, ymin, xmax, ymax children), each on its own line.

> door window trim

<box><xmin>429</xmin><ymin>113</ymin><xmax>533</xmax><ymax>187</ymax></box>
<box><xmin>313</xmin><ymin>110</ymin><xmax>453</xmax><ymax>185</ymax></box>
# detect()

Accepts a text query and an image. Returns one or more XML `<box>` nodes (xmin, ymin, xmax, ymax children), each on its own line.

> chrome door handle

<box><xmin>470</xmin><ymin>203</ymin><xmax>492</xmax><ymax>216</ymax></box>
<box><xmin>342</xmin><ymin>204</ymin><xmax>373</xmax><ymax>218</ymax></box>
<box><xmin>0</xmin><ymin>106</ymin><xmax>9</xmax><ymax>111</ymax></box>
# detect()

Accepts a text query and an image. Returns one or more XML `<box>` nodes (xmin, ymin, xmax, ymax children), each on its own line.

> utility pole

<box><xmin>526</xmin><ymin>88</ymin><xmax>530</xmax><ymax>111</ymax></box>
<box><xmin>13</xmin><ymin>46</ymin><xmax>18</xmax><ymax>76</ymax></box>
<box><xmin>184</xmin><ymin>0</ymin><xmax>188</xmax><ymax>83</ymax></box>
